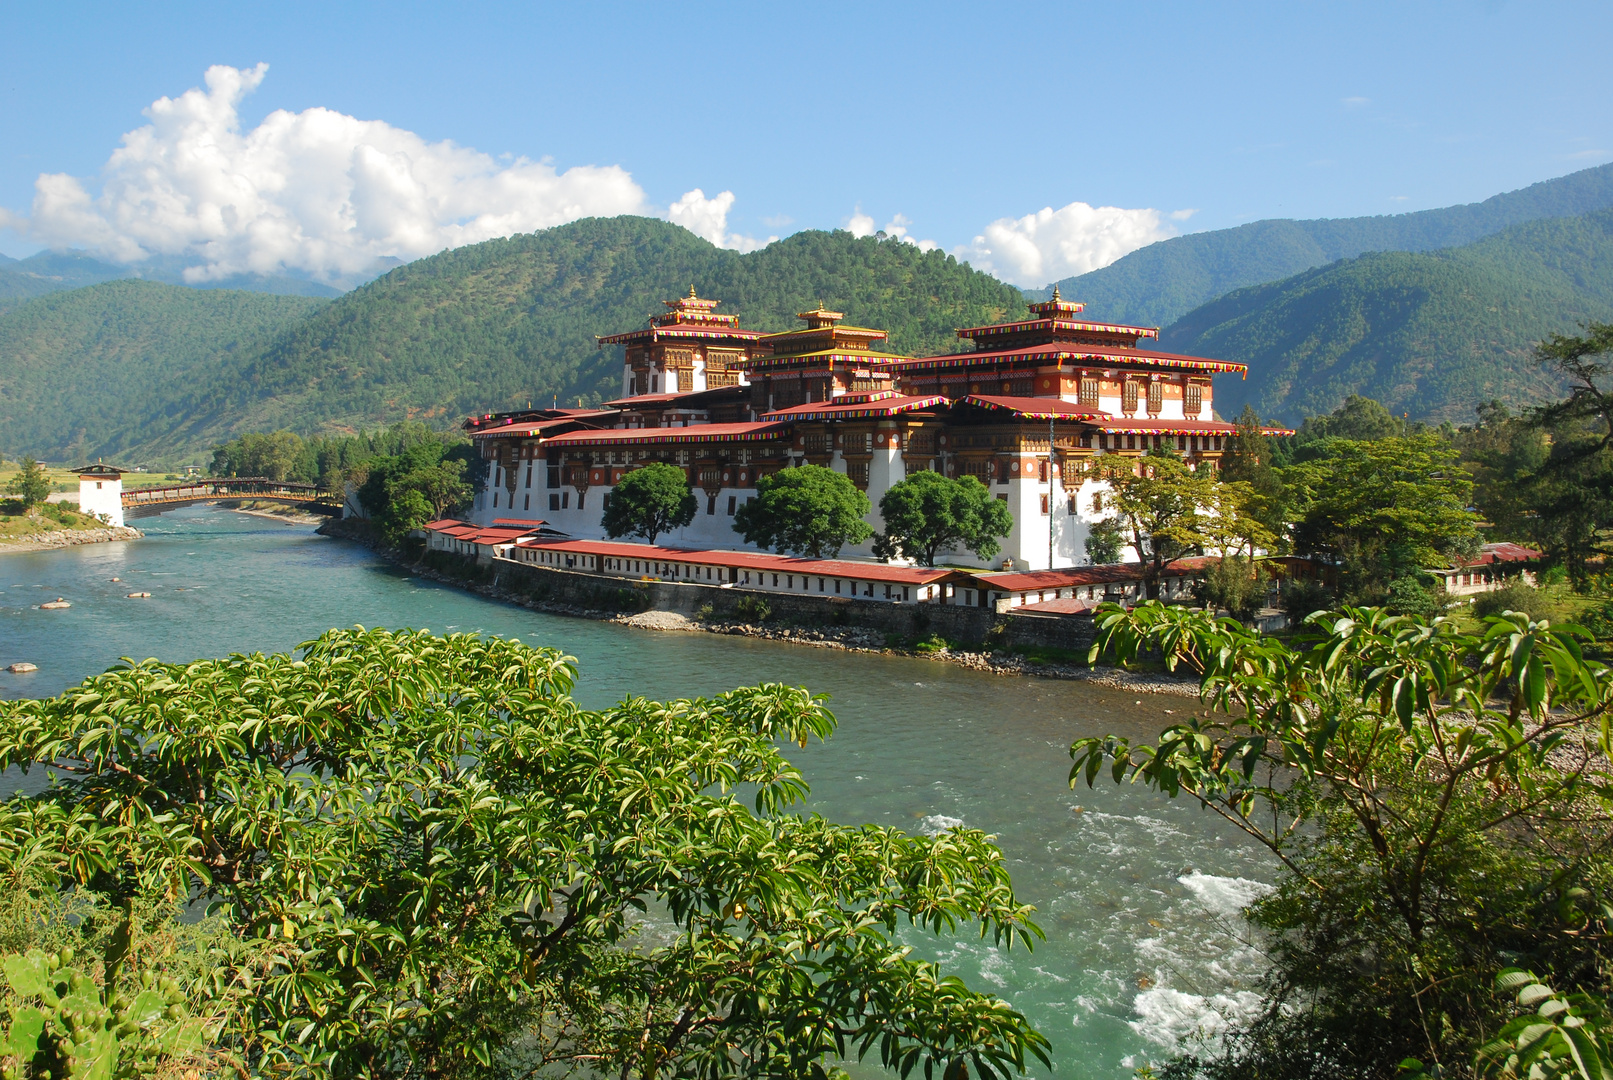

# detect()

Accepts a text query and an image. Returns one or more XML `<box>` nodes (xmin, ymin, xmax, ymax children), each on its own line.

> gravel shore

<box><xmin>0</xmin><ymin>526</ymin><xmax>144</xmax><ymax>555</ymax></box>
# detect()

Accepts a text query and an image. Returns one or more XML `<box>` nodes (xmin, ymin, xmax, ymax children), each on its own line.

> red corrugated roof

<box><xmin>1013</xmin><ymin>597</ymin><xmax>1102</xmax><ymax>615</ymax></box>
<box><xmin>980</xmin><ymin>557</ymin><xmax>1215</xmax><ymax>591</ymax></box>
<box><xmin>761</xmin><ymin>394</ymin><xmax>945</xmax><ymax>421</ymax></box>
<box><xmin>513</xmin><ymin>538</ymin><xmax>969</xmax><ymax>585</ymax></box>
<box><xmin>542</xmin><ymin>422</ymin><xmax>789</xmax><ymax>447</ymax></box>
<box><xmin>959</xmin><ymin>395</ymin><xmax>1102</xmax><ymax>420</ymax></box>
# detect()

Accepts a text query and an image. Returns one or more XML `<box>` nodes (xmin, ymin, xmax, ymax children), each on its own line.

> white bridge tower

<box><xmin>77</xmin><ymin>464</ymin><xmax>126</xmax><ymax>527</ymax></box>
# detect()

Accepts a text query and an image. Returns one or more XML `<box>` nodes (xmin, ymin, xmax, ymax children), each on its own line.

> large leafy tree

<box><xmin>732</xmin><ymin>464</ymin><xmax>872</xmax><ymax>558</ymax></box>
<box><xmin>601</xmin><ymin>462</ymin><xmax>697</xmax><ymax>545</ymax></box>
<box><xmin>210</xmin><ymin>431</ymin><xmax>306</xmax><ymax>481</ymax></box>
<box><xmin>873</xmin><ymin>471</ymin><xmax>1012</xmax><ymax>567</ymax></box>
<box><xmin>0</xmin><ymin>628</ymin><xmax>1050</xmax><ymax>1080</ymax></box>
<box><xmin>1282</xmin><ymin>433</ymin><xmax>1478</xmax><ymax>601</ymax></box>
<box><xmin>1094</xmin><ymin>446</ymin><xmax>1273</xmax><ymax>599</ymax></box>
<box><xmin>1220</xmin><ymin>404</ymin><xmax>1288</xmax><ymax>543</ymax></box>
<box><xmin>1071</xmin><ymin>602</ymin><xmax>1613</xmax><ymax>1079</ymax></box>
<box><xmin>358</xmin><ymin>440</ymin><xmax>475</xmax><ymax>546</ymax></box>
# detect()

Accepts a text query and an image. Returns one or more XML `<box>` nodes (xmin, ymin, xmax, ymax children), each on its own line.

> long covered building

<box><xmin>464</xmin><ymin>287</ymin><xmax>1284</xmax><ymax>570</ymax></box>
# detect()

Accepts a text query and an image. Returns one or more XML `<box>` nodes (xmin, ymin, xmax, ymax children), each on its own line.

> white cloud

<box><xmin>956</xmin><ymin>200</ymin><xmax>1176</xmax><ymax>287</ymax></box>
<box><xmin>1169</xmin><ymin>208</ymin><xmax>1199</xmax><ymax>222</ymax></box>
<box><xmin>9</xmin><ymin>63</ymin><xmax>649</xmax><ymax>282</ymax></box>
<box><xmin>1342</xmin><ymin>96</ymin><xmax>1371</xmax><ymax>107</ymax></box>
<box><xmin>667</xmin><ymin>188</ymin><xmax>773</xmax><ymax>253</ymax></box>
<box><xmin>844</xmin><ymin>208</ymin><xmax>937</xmax><ymax>251</ymax></box>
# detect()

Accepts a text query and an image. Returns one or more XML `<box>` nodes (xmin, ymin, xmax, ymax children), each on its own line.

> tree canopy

<box><xmin>731</xmin><ymin>465</ymin><xmax>872</xmax><ymax>558</ymax></box>
<box><xmin>1074</xmin><ymin>601</ymin><xmax>1613</xmax><ymax>1078</ymax></box>
<box><xmin>357</xmin><ymin>440</ymin><xmax>476</xmax><ymax>546</ymax></box>
<box><xmin>873</xmin><ymin>472</ymin><xmax>1013</xmax><ymax>567</ymax></box>
<box><xmin>0</xmin><ymin>628</ymin><xmax>1050</xmax><ymax>1080</ymax></box>
<box><xmin>601</xmin><ymin>462</ymin><xmax>698</xmax><ymax>545</ymax></box>
<box><xmin>5</xmin><ymin>458</ymin><xmax>49</xmax><ymax>509</ymax></box>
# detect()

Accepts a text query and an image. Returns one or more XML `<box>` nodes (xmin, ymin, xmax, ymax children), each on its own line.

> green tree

<box><xmin>1221</xmin><ymin>404</ymin><xmax>1288</xmax><ymax>544</ymax></box>
<box><xmin>1071</xmin><ymin>602</ymin><xmax>1613</xmax><ymax>1079</ymax></box>
<box><xmin>358</xmin><ymin>440</ymin><xmax>474</xmax><ymax>546</ymax></box>
<box><xmin>209</xmin><ymin>430</ymin><xmax>304</xmax><ymax>481</ymax></box>
<box><xmin>1096</xmin><ymin>446</ymin><xmax>1273</xmax><ymax>599</ymax></box>
<box><xmin>601</xmin><ymin>462</ymin><xmax>697</xmax><ymax>545</ymax></box>
<box><xmin>1293</xmin><ymin>394</ymin><xmax>1409</xmax><ymax>445</ymax></box>
<box><xmin>5</xmin><ymin>458</ymin><xmax>50</xmax><ymax>509</ymax></box>
<box><xmin>873</xmin><ymin>471</ymin><xmax>1013</xmax><ymax>567</ymax></box>
<box><xmin>1084</xmin><ymin>517</ymin><xmax>1125</xmax><ymax>565</ymax></box>
<box><xmin>0</xmin><ymin>628</ymin><xmax>1051</xmax><ymax>1080</ymax></box>
<box><xmin>1283</xmin><ymin>433</ymin><xmax>1478</xmax><ymax>602</ymax></box>
<box><xmin>732</xmin><ymin>464</ymin><xmax>872</xmax><ymax>558</ymax></box>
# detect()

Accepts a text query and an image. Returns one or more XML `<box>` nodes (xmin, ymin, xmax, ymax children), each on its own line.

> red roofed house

<box><xmin>1428</xmin><ymin>543</ymin><xmax>1542</xmax><ymax>597</ymax></box>
<box><xmin>463</xmin><ymin>286</ymin><xmax>1288</xmax><ymax>570</ymax></box>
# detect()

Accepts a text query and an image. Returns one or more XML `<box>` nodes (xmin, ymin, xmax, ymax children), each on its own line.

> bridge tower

<box><xmin>76</xmin><ymin>464</ymin><xmax>126</xmax><ymax>527</ymax></box>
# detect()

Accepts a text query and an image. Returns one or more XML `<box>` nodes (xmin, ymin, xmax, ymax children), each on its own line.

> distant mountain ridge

<box><xmin>0</xmin><ymin>249</ymin><xmax>347</xmax><ymax>310</ymax></box>
<box><xmin>0</xmin><ymin>218</ymin><xmax>1025</xmax><ymax>463</ymax></box>
<box><xmin>1161</xmin><ymin>208</ymin><xmax>1613</xmax><ymax>425</ymax></box>
<box><xmin>1045</xmin><ymin>161</ymin><xmax>1613</xmax><ymax>327</ymax></box>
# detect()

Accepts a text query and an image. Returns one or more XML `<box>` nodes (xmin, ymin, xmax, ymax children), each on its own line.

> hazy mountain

<box><xmin>1044</xmin><ymin>161</ymin><xmax>1613</xmax><ymax>327</ymax></box>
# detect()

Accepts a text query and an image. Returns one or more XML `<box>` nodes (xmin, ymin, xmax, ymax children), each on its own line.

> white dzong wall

<box><xmin>78</xmin><ymin>472</ymin><xmax>124</xmax><ymax>527</ymax></box>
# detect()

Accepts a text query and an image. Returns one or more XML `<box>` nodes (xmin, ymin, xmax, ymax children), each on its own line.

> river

<box><xmin>1</xmin><ymin>507</ymin><xmax>1274</xmax><ymax>1077</ymax></box>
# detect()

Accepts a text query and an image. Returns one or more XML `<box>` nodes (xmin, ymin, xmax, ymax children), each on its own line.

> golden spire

<box><xmin>1051</xmin><ymin>284</ymin><xmax>1062</xmax><ymax>302</ymax></box>
<box><xmin>688</xmin><ymin>284</ymin><xmax>697</xmax><ymax>299</ymax></box>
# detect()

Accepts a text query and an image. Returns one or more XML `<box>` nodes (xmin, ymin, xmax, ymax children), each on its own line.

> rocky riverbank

<box><xmin>0</xmin><ymin>525</ymin><xmax>144</xmax><ymax>555</ymax></box>
<box><xmin>320</xmin><ymin>517</ymin><xmax>1203</xmax><ymax>698</ymax></box>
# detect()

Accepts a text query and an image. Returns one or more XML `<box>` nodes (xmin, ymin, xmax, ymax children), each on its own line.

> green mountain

<box><xmin>0</xmin><ymin>281</ymin><xmax>326</xmax><ymax>464</ymax></box>
<box><xmin>1161</xmin><ymin>209</ymin><xmax>1613</xmax><ymax>425</ymax></box>
<box><xmin>1049</xmin><ymin>161</ymin><xmax>1613</xmax><ymax>327</ymax></box>
<box><xmin>2</xmin><ymin>217</ymin><xmax>1025</xmax><ymax>462</ymax></box>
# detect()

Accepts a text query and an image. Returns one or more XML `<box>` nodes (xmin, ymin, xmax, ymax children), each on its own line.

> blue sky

<box><xmin>2</xmin><ymin>0</ymin><xmax>1610</xmax><ymax>285</ymax></box>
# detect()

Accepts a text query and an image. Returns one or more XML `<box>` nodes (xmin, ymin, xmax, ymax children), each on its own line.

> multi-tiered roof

<box><xmin>596</xmin><ymin>286</ymin><xmax>763</xmax><ymax>347</ymax></box>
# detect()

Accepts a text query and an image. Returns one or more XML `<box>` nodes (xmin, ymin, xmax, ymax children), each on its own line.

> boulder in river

<box><xmin>126</xmin><ymin>592</ymin><xmax>152</xmax><ymax>598</ymax></box>
<box><xmin>7</xmin><ymin>662</ymin><xmax>38</xmax><ymax>673</ymax></box>
<box><xmin>39</xmin><ymin>598</ymin><xmax>71</xmax><ymax>609</ymax></box>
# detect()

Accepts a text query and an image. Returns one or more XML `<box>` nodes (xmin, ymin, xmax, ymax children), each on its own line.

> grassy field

<box><xmin>0</xmin><ymin>500</ymin><xmax>109</xmax><ymax>539</ymax></box>
<box><xmin>0</xmin><ymin>461</ymin><xmax>197</xmax><ymax>495</ymax></box>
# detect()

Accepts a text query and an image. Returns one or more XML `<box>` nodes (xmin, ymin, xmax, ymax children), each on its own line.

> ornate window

<box><xmin>1147</xmin><ymin>380</ymin><xmax>1163</xmax><ymax>414</ymax></box>
<box><xmin>1079</xmin><ymin>376</ymin><xmax>1100</xmax><ymax>408</ymax></box>
<box><xmin>1185</xmin><ymin>382</ymin><xmax>1204</xmax><ymax>416</ymax></box>
<box><xmin>1122</xmin><ymin>381</ymin><xmax>1140</xmax><ymax>413</ymax></box>
<box><xmin>1010</xmin><ymin>378</ymin><xmax>1035</xmax><ymax>397</ymax></box>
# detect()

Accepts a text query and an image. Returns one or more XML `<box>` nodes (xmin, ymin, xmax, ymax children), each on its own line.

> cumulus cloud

<box><xmin>844</xmin><ymin>208</ymin><xmax>937</xmax><ymax>251</ymax></box>
<box><xmin>956</xmin><ymin>200</ymin><xmax>1176</xmax><ymax>287</ymax></box>
<box><xmin>9</xmin><ymin>63</ymin><xmax>650</xmax><ymax>282</ymax></box>
<box><xmin>667</xmin><ymin>188</ymin><xmax>773</xmax><ymax>253</ymax></box>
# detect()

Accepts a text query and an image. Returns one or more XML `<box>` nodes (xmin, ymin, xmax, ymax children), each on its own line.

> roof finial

<box><xmin>688</xmin><ymin>284</ymin><xmax>697</xmax><ymax>299</ymax></box>
<box><xmin>1051</xmin><ymin>283</ymin><xmax>1062</xmax><ymax>302</ymax></box>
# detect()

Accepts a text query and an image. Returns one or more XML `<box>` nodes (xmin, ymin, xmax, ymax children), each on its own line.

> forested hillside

<box><xmin>0</xmin><ymin>280</ymin><xmax>326</xmax><ymax>462</ymax></box>
<box><xmin>0</xmin><ymin>249</ymin><xmax>342</xmax><ymax>310</ymax></box>
<box><xmin>1051</xmin><ymin>161</ymin><xmax>1613</xmax><ymax>326</ymax></box>
<box><xmin>2</xmin><ymin>218</ymin><xmax>1025</xmax><ymax>462</ymax></box>
<box><xmin>1163</xmin><ymin>209</ymin><xmax>1613</xmax><ymax>424</ymax></box>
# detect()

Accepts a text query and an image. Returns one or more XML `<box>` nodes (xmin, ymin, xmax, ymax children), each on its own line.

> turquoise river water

<box><xmin>1</xmin><ymin>507</ymin><xmax>1275</xmax><ymax>1077</ymax></box>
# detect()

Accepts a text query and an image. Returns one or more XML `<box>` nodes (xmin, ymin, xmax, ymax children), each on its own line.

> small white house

<box><xmin>76</xmin><ymin>464</ymin><xmax>126</xmax><ymax>527</ymax></box>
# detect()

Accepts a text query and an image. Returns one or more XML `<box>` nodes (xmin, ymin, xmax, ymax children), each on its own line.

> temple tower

<box><xmin>76</xmin><ymin>464</ymin><xmax>125</xmax><ymax>527</ymax></box>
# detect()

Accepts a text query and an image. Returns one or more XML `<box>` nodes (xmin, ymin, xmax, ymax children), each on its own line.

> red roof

<box><xmin>761</xmin><ymin>394</ymin><xmax>946</xmax><ymax>421</ymax></box>
<box><xmin>1454</xmin><ymin>542</ymin><xmax>1543</xmax><ymax>568</ymax></box>
<box><xmin>958</xmin><ymin>395</ymin><xmax>1102</xmax><ymax>420</ymax></box>
<box><xmin>513</xmin><ymin>538</ymin><xmax>969</xmax><ymax>586</ymax></box>
<box><xmin>597</xmin><ymin>325</ymin><xmax>763</xmax><ymax>345</ymax></box>
<box><xmin>492</xmin><ymin>518</ymin><xmax>548</xmax><ymax>528</ymax></box>
<box><xmin>1088</xmin><ymin>418</ymin><xmax>1295</xmax><ymax>436</ymax></box>
<box><xmin>601</xmin><ymin>393</ymin><xmax>687</xmax><ymax>407</ymax></box>
<box><xmin>542</xmin><ymin>422</ymin><xmax>789</xmax><ymax>447</ymax></box>
<box><xmin>1014</xmin><ymin>597</ymin><xmax>1102</xmax><ymax>615</ymax></box>
<box><xmin>980</xmin><ymin>557</ymin><xmax>1216</xmax><ymax>591</ymax></box>
<box><xmin>426</xmin><ymin>519</ymin><xmax>544</xmax><ymax>545</ymax></box>
<box><xmin>891</xmin><ymin>344</ymin><xmax>1246</xmax><ymax>375</ymax></box>
<box><xmin>954</xmin><ymin>317</ymin><xmax>1160</xmax><ymax>341</ymax></box>
<box><xmin>468</xmin><ymin>414</ymin><xmax>613</xmax><ymax>439</ymax></box>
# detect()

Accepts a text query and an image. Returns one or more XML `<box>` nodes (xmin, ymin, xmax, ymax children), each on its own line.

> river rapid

<box><xmin>1</xmin><ymin>507</ymin><xmax>1275</xmax><ymax>1077</ymax></box>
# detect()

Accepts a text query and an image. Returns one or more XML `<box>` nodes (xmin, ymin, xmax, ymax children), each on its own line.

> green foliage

<box><xmin>1294</xmin><ymin>394</ymin><xmax>1413</xmax><ymax>444</ymax></box>
<box><xmin>1462</xmin><ymin>324</ymin><xmax>1613</xmax><ymax>584</ymax></box>
<box><xmin>1053</xmin><ymin>162</ymin><xmax>1613</xmax><ymax>326</ymax></box>
<box><xmin>1283</xmin><ymin>433</ymin><xmax>1479</xmax><ymax>603</ymax></box>
<box><xmin>732</xmin><ymin>465</ymin><xmax>872</xmax><ymax>558</ymax></box>
<box><xmin>1084</xmin><ymin>517</ymin><xmax>1126</xmax><ymax>565</ymax></box>
<box><xmin>732</xmin><ymin>594</ymin><xmax>772</xmax><ymax>623</ymax></box>
<box><xmin>1095</xmin><ymin>446</ymin><xmax>1273</xmax><ymax>597</ymax></box>
<box><xmin>1221</xmin><ymin>406</ymin><xmax>1287</xmax><ymax>543</ymax></box>
<box><xmin>0</xmin><ymin>280</ymin><xmax>323</xmax><ymax>463</ymax></box>
<box><xmin>1075</xmin><ymin>602</ymin><xmax>1613</xmax><ymax>1079</ymax></box>
<box><xmin>356</xmin><ymin>439</ymin><xmax>475</xmax><ymax>546</ymax></box>
<box><xmin>1383</xmin><ymin>576</ymin><xmax>1446</xmax><ymax>619</ymax></box>
<box><xmin>4</xmin><ymin>460</ymin><xmax>49</xmax><ymax>509</ymax></box>
<box><xmin>1161</xmin><ymin>209</ymin><xmax>1613</xmax><ymax>425</ymax></box>
<box><xmin>873</xmin><ymin>472</ymin><xmax>1013</xmax><ymax>567</ymax></box>
<box><xmin>209</xmin><ymin>431</ymin><xmax>305</xmax><ymax>481</ymax></box>
<box><xmin>601</xmin><ymin>462</ymin><xmax>697</xmax><ymax>545</ymax></box>
<box><xmin>1197</xmin><ymin>555</ymin><xmax>1268</xmax><ymax>620</ymax></box>
<box><xmin>1472</xmin><ymin>582</ymin><xmax>1578</xmax><ymax>625</ymax></box>
<box><xmin>0</xmin><ymin>627</ymin><xmax>1050</xmax><ymax>1080</ymax></box>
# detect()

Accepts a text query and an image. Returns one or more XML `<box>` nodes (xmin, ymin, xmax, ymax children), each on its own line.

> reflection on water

<box><xmin>0</xmin><ymin>507</ymin><xmax>1274</xmax><ymax>1077</ymax></box>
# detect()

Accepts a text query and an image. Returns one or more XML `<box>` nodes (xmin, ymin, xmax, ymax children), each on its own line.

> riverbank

<box><xmin>0</xmin><ymin>524</ymin><xmax>144</xmax><ymax>555</ymax></box>
<box><xmin>231</xmin><ymin>503</ymin><xmax>328</xmax><ymax>525</ymax></box>
<box><xmin>319</xmin><ymin>517</ymin><xmax>1203</xmax><ymax>698</ymax></box>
